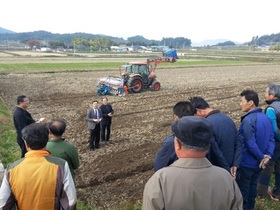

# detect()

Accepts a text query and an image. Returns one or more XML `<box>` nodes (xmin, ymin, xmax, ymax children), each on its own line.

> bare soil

<box><xmin>1</xmin><ymin>64</ymin><xmax>279</xmax><ymax>209</ymax></box>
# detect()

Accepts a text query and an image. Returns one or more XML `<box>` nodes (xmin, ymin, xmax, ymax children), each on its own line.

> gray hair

<box><xmin>177</xmin><ymin>138</ymin><xmax>210</xmax><ymax>152</ymax></box>
<box><xmin>268</xmin><ymin>82</ymin><xmax>280</xmax><ymax>99</ymax></box>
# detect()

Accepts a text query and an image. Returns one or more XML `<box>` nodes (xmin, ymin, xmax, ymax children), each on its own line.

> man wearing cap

<box><xmin>142</xmin><ymin>116</ymin><xmax>243</xmax><ymax>210</ymax></box>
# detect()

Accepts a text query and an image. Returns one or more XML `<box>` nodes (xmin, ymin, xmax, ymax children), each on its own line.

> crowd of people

<box><xmin>0</xmin><ymin>82</ymin><xmax>280</xmax><ymax>210</ymax></box>
<box><xmin>149</xmin><ymin>82</ymin><xmax>280</xmax><ymax>210</ymax></box>
<box><xmin>0</xmin><ymin>95</ymin><xmax>115</xmax><ymax>209</ymax></box>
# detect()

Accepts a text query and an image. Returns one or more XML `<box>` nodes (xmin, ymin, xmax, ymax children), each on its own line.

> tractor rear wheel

<box><xmin>127</xmin><ymin>77</ymin><xmax>143</xmax><ymax>93</ymax></box>
<box><xmin>151</xmin><ymin>81</ymin><xmax>161</xmax><ymax>91</ymax></box>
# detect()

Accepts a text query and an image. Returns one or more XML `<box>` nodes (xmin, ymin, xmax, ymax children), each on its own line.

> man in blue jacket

<box><xmin>237</xmin><ymin>89</ymin><xmax>275</xmax><ymax>210</ymax></box>
<box><xmin>190</xmin><ymin>96</ymin><xmax>242</xmax><ymax>178</ymax></box>
<box><xmin>153</xmin><ymin>101</ymin><xmax>194</xmax><ymax>171</ymax></box>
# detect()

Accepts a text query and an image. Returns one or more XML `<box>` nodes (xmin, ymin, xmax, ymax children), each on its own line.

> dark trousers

<box><xmin>257</xmin><ymin>148</ymin><xmax>280</xmax><ymax>196</ymax></box>
<box><xmin>89</xmin><ymin>124</ymin><xmax>100</xmax><ymax>150</ymax></box>
<box><xmin>236</xmin><ymin>166</ymin><xmax>262</xmax><ymax>210</ymax></box>
<box><xmin>17</xmin><ymin>135</ymin><xmax>27</xmax><ymax>158</ymax></box>
<box><xmin>101</xmin><ymin>123</ymin><xmax>111</xmax><ymax>142</ymax></box>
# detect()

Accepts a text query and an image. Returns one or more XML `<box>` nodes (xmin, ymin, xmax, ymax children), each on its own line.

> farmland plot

<box><xmin>0</xmin><ymin>64</ymin><xmax>279</xmax><ymax>209</ymax></box>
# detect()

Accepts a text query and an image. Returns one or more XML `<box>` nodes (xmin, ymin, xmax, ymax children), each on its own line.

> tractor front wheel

<box><xmin>151</xmin><ymin>81</ymin><xmax>161</xmax><ymax>91</ymax></box>
<box><xmin>127</xmin><ymin>77</ymin><xmax>143</xmax><ymax>93</ymax></box>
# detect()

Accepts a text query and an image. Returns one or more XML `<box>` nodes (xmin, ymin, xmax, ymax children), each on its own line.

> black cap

<box><xmin>171</xmin><ymin>116</ymin><xmax>213</xmax><ymax>148</ymax></box>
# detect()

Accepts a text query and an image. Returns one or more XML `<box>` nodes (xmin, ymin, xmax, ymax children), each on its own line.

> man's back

<box><xmin>0</xmin><ymin>150</ymin><xmax>76</xmax><ymax>210</ymax></box>
<box><xmin>143</xmin><ymin>158</ymin><xmax>242</xmax><ymax>210</ymax></box>
<box><xmin>47</xmin><ymin>139</ymin><xmax>80</xmax><ymax>179</ymax></box>
<box><xmin>206</xmin><ymin>111</ymin><xmax>241</xmax><ymax>168</ymax></box>
<box><xmin>266</xmin><ymin>101</ymin><xmax>280</xmax><ymax>142</ymax></box>
<box><xmin>153</xmin><ymin>135</ymin><xmax>177</xmax><ymax>171</ymax></box>
<box><xmin>239</xmin><ymin>108</ymin><xmax>275</xmax><ymax>168</ymax></box>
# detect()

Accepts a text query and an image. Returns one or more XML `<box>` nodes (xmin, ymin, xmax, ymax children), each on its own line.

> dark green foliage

<box><xmin>214</xmin><ymin>41</ymin><xmax>236</xmax><ymax>46</ymax></box>
<box><xmin>249</xmin><ymin>33</ymin><xmax>280</xmax><ymax>46</ymax></box>
<box><xmin>0</xmin><ymin>30</ymin><xmax>192</xmax><ymax>49</ymax></box>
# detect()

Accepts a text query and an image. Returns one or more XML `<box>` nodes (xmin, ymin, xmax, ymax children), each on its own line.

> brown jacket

<box><xmin>142</xmin><ymin>158</ymin><xmax>242</xmax><ymax>210</ymax></box>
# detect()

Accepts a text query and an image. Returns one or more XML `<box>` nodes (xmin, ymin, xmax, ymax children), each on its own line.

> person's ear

<box><xmin>174</xmin><ymin>137</ymin><xmax>181</xmax><ymax>151</ymax></box>
<box><xmin>24</xmin><ymin>140</ymin><xmax>30</xmax><ymax>151</ymax></box>
<box><xmin>195</xmin><ymin>108</ymin><xmax>201</xmax><ymax>116</ymax></box>
<box><xmin>173</xmin><ymin>115</ymin><xmax>179</xmax><ymax>121</ymax></box>
<box><xmin>248</xmin><ymin>100</ymin><xmax>254</xmax><ymax>107</ymax></box>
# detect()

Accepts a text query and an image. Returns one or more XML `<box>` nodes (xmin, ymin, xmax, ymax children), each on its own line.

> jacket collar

<box><xmin>49</xmin><ymin>138</ymin><xmax>64</xmax><ymax>142</ymax></box>
<box><xmin>266</xmin><ymin>99</ymin><xmax>280</xmax><ymax>105</ymax></box>
<box><xmin>170</xmin><ymin>158</ymin><xmax>212</xmax><ymax>169</ymax></box>
<box><xmin>241</xmin><ymin>107</ymin><xmax>262</xmax><ymax>121</ymax></box>
<box><xmin>25</xmin><ymin>150</ymin><xmax>50</xmax><ymax>158</ymax></box>
<box><xmin>205</xmin><ymin>109</ymin><xmax>220</xmax><ymax>118</ymax></box>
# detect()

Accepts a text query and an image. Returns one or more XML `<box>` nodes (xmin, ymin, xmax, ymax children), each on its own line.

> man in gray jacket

<box><xmin>86</xmin><ymin>100</ymin><xmax>102</xmax><ymax>151</ymax></box>
<box><xmin>142</xmin><ymin>116</ymin><xmax>243</xmax><ymax>210</ymax></box>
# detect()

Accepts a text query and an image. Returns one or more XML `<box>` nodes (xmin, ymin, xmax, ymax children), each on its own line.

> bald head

<box><xmin>49</xmin><ymin>119</ymin><xmax>66</xmax><ymax>137</ymax></box>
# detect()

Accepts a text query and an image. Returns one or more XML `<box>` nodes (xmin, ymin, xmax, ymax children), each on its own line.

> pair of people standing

<box><xmin>154</xmin><ymin>97</ymin><xmax>242</xmax><ymax>177</ymax></box>
<box><xmin>86</xmin><ymin>97</ymin><xmax>114</xmax><ymax>151</ymax></box>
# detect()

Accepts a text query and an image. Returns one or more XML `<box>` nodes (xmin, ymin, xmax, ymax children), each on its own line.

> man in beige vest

<box><xmin>142</xmin><ymin>116</ymin><xmax>243</xmax><ymax>210</ymax></box>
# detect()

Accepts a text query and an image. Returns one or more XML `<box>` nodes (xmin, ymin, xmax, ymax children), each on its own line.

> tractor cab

<box><xmin>121</xmin><ymin>62</ymin><xmax>152</xmax><ymax>87</ymax></box>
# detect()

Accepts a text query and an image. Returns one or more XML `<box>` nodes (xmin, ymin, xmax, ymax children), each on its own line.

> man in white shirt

<box><xmin>86</xmin><ymin>100</ymin><xmax>102</xmax><ymax>151</ymax></box>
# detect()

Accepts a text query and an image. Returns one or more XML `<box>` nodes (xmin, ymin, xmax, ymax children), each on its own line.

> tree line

<box><xmin>0</xmin><ymin>30</ymin><xmax>191</xmax><ymax>51</ymax></box>
<box><xmin>249</xmin><ymin>33</ymin><xmax>280</xmax><ymax>46</ymax></box>
<box><xmin>1</xmin><ymin>30</ymin><xmax>280</xmax><ymax>51</ymax></box>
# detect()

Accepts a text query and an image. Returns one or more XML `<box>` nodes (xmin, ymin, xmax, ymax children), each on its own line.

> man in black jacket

<box><xmin>13</xmin><ymin>95</ymin><xmax>35</xmax><ymax>157</ymax></box>
<box><xmin>99</xmin><ymin>97</ymin><xmax>114</xmax><ymax>144</ymax></box>
<box><xmin>13</xmin><ymin>95</ymin><xmax>46</xmax><ymax>157</ymax></box>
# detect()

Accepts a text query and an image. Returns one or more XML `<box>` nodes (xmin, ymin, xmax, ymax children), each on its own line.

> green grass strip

<box><xmin>0</xmin><ymin>100</ymin><xmax>20</xmax><ymax>167</ymax></box>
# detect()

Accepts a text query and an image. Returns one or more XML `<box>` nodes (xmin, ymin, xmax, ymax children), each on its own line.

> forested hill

<box><xmin>248</xmin><ymin>33</ymin><xmax>280</xmax><ymax>46</ymax></box>
<box><xmin>0</xmin><ymin>30</ymin><xmax>126</xmax><ymax>44</ymax></box>
<box><xmin>0</xmin><ymin>30</ymin><xmax>192</xmax><ymax>48</ymax></box>
<box><xmin>0</xmin><ymin>28</ymin><xmax>279</xmax><ymax>47</ymax></box>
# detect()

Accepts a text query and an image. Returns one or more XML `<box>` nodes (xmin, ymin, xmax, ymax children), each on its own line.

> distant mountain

<box><xmin>0</xmin><ymin>30</ymin><xmax>127</xmax><ymax>44</ymax></box>
<box><xmin>0</xmin><ymin>27</ymin><xmax>15</xmax><ymax>34</ymax></box>
<box><xmin>191</xmin><ymin>39</ymin><xmax>244</xmax><ymax>47</ymax></box>
<box><xmin>0</xmin><ymin>30</ymin><xmax>190</xmax><ymax>47</ymax></box>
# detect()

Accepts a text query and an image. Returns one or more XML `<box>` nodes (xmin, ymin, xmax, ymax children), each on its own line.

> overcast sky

<box><xmin>1</xmin><ymin>0</ymin><xmax>279</xmax><ymax>43</ymax></box>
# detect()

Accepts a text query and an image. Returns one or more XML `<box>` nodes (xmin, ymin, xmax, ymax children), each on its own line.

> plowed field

<box><xmin>1</xmin><ymin>64</ymin><xmax>279</xmax><ymax>209</ymax></box>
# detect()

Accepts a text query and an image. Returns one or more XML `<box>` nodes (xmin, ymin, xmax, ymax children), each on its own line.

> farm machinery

<box><xmin>96</xmin><ymin>49</ymin><xmax>178</xmax><ymax>96</ymax></box>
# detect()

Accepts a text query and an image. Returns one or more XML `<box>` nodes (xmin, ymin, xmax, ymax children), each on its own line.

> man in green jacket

<box><xmin>47</xmin><ymin>119</ymin><xmax>80</xmax><ymax>180</ymax></box>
